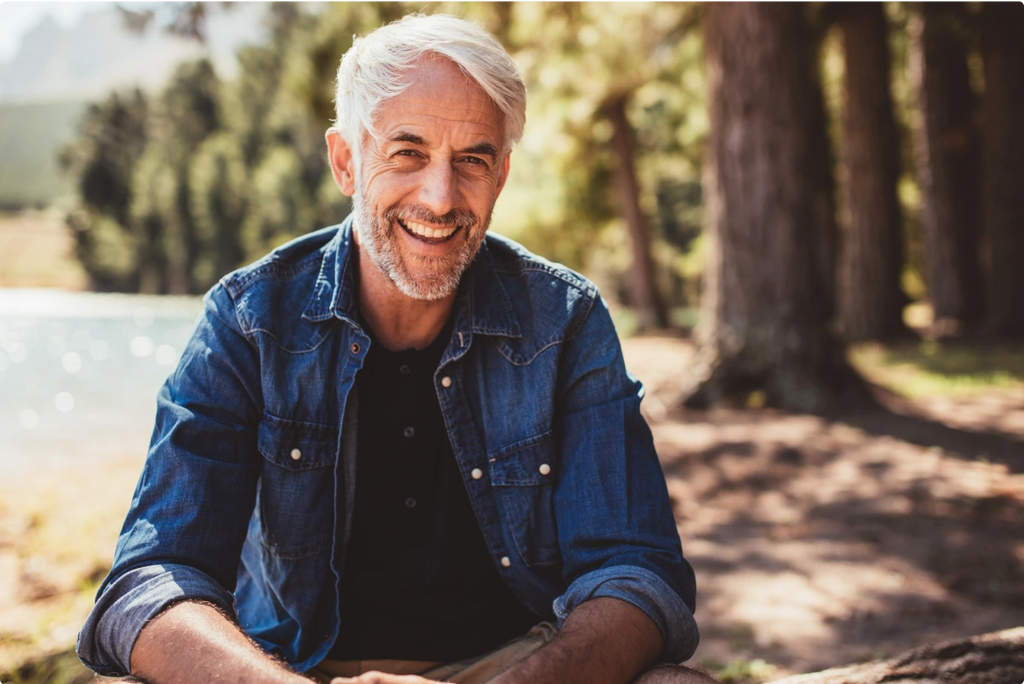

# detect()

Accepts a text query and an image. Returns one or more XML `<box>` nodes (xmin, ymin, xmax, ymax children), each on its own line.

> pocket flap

<box><xmin>257</xmin><ymin>414</ymin><xmax>337</xmax><ymax>470</ymax></box>
<box><xmin>489</xmin><ymin>431</ymin><xmax>555</xmax><ymax>486</ymax></box>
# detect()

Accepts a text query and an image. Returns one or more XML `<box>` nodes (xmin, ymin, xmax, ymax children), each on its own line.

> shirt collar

<box><xmin>302</xmin><ymin>214</ymin><xmax>522</xmax><ymax>339</ymax></box>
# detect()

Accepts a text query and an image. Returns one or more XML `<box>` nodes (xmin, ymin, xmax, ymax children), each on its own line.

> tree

<box><xmin>188</xmin><ymin>133</ymin><xmax>248</xmax><ymax>288</ymax></box>
<box><xmin>603</xmin><ymin>91</ymin><xmax>669</xmax><ymax>329</ymax></box>
<box><xmin>979</xmin><ymin>3</ymin><xmax>1024</xmax><ymax>337</ymax></box>
<box><xmin>682</xmin><ymin>3</ymin><xmax>870</xmax><ymax>412</ymax></box>
<box><xmin>482</xmin><ymin>2</ymin><xmax>698</xmax><ymax>331</ymax></box>
<box><xmin>835</xmin><ymin>3</ymin><xmax>910</xmax><ymax>342</ymax></box>
<box><xmin>154</xmin><ymin>59</ymin><xmax>223</xmax><ymax>294</ymax></box>
<box><xmin>909</xmin><ymin>3</ymin><xmax>984</xmax><ymax>334</ymax></box>
<box><xmin>59</xmin><ymin>89</ymin><xmax>149</xmax><ymax>291</ymax></box>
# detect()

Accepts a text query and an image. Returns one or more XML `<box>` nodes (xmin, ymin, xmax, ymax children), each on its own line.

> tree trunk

<box><xmin>683</xmin><ymin>3</ymin><xmax>871</xmax><ymax>413</ymax></box>
<box><xmin>807</xmin><ymin>36</ymin><xmax>838</xmax><ymax>327</ymax></box>
<box><xmin>836</xmin><ymin>3</ymin><xmax>910</xmax><ymax>342</ymax></box>
<box><xmin>909</xmin><ymin>3</ymin><xmax>984</xmax><ymax>335</ymax></box>
<box><xmin>606</xmin><ymin>93</ymin><xmax>669</xmax><ymax>331</ymax></box>
<box><xmin>768</xmin><ymin>627</ymin><xmax>1024</xmax><ymax>684</ymax></box>
<box><xmin>980</xmin><ymin>3</ymin><xmax>1024</xmax><ymax>337</ymax></box>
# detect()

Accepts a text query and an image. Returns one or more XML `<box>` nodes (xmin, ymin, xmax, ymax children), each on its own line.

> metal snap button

<box><xmin>471</xmin><ymin>468</ymin><xmax>483</xmax><ymax>480</ymax></box>
<box><xmin>290</xmin><ymin>448</ymin><xmax>302</xmax><ymax>461</ymax></box>
<box><xmin>441</xmin><ymin>376</ymin><xmax>452</xmax><ymax>388</ymax></box>
<box><xmin>539</xmin><ymin>463</ymin><xmax>551</xmax><ymax>475</ymax></box>
<box><xmin>500</xmin><ymin>556</ymin><xmax>511</xmax><ymax>567</ymax></box>
<box><xmin>350</xmin><ymin>342</ymin><xmax>361</xmax><ymax>354</ymax></box>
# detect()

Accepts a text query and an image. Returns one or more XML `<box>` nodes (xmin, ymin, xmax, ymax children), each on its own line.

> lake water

<box><xmin>0</xmin><ymin>288</ymin><xmax>205</xmax><ymax>472</ymax></box>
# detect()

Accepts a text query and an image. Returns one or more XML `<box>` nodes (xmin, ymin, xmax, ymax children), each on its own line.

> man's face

<box><xmin>345</xmin><ymin>56</ymin><xmax>510</xmax><ymax>301</ymax></box>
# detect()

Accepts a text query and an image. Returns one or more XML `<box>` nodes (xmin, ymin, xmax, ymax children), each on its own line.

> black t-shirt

<box><xmin>331</xmin><ymin>318</ymin><xmax>538</xmax><ymax>661</ymax></box>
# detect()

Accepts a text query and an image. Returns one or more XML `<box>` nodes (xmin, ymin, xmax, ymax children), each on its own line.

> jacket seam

<box><xmin>245</xmin><ymin>326</ymin><xmax>335</xmax><ymax>355</ymax></box>
<box><xmin>223</xmin><ymin>252</ymin><xmax>324</xmax><ymax>297</ymax></box>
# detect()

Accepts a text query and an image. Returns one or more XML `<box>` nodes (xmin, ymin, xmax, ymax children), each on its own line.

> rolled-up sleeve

<box><xmin>76</xmin><ymin>283</ymin><xmax>264</xmax><ymax>676</ymax></box>
<box><xmin>76</xmin><ymin>564</ymin><xmax>237</xmax><ymax>676</ymax></box>
<box><xmin>551</xmin><ymin>295</ymin><xmax>699</xmax><ymax>663</ymax></box>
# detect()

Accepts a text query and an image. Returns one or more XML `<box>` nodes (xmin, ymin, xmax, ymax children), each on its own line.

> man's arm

<box><xmin>549</xmin><ymin>293</ymin><xmax>700</xmax><ymax>663</ymax></box>
<box><xmin>491</xmin><ymin>597</ymin><xmax>662</xmax><ymax>684</ymax></box>
<box><xmin>78</xmin><ymin>283</ymin><xmax>264</xmax><ymax>676</ymax></box>
<box><xmin>327</xmin><ymin>599</ymin><xmax>660</xmax><ymax>684</ymax></box>
<box><xmin>130</xmin><ymin>601</ymin><xmax>310</xmax><ymax>684</ymax></box>
<box><xmin>328</xmin><ymin>599</ymin><xmax>707</xmax><ymax>684</ymax></box>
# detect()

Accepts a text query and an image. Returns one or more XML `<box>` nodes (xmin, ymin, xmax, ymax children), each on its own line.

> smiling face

<box><xmin>327</xmin><ymin>55</ymin><xmax>511</xmax><ymax>301</ymax></box>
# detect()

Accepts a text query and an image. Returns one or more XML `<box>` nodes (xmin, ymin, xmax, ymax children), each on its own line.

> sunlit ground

<box><xmin>0</xmin><ymin>211</ymin><xmax>87</xmax><ymax>291</ymax></box>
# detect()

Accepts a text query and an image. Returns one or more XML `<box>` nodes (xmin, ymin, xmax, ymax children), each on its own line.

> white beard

<box><xmin>351</xmin><ymin>182</ymin><xmax>488</xmax><ymax>301</ymax></box>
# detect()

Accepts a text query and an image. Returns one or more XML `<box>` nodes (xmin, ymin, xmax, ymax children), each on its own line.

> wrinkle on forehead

<box><xmin>369</xmin><ymin>55</ymin><xmax>504</xmax><ymax>146</ymax></box>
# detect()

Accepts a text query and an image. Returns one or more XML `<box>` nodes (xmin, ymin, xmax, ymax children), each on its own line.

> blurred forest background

<box><xmin>1</xmin><ymin>2</ymin><xmax>1023</xmax><ymax>684</ymax></box>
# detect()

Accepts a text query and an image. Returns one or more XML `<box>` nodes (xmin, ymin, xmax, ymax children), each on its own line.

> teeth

<box><xmin>404</xmin><ymin>220</ymin><xmax>456</xmax><ymax>239</ymax></box>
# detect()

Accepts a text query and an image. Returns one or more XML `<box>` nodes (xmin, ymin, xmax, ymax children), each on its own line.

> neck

<box><xmin>354</xmin><ymin>237</ymin><xmax>457</xmax><ymax>351</ymax></box>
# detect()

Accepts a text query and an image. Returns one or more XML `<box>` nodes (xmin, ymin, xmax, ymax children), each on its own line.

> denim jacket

<box><xmin>77</xmin><ymin>216</ymin><xmax>699</xmax><ymax>677</ymax></box>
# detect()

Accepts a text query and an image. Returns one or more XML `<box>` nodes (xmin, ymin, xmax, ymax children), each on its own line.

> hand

<box><xmin>330</xmin><ymin>673</ymin><xmax>438</xmax><ymax>684</ymax></box>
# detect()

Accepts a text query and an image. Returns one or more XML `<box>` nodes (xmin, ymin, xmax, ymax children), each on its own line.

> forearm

<box><xmin>492</xmin><ymin>597</ymin><xmax>664</xmax><ymax>684</ymax></box>
<box><xmin>130</xmin><ymin>601</ymin><xmax>310</xmax><ymax>684</ymax></box>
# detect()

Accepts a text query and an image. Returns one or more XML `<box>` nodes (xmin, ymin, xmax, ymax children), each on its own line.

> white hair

<box><xmin>332</xmin><ymin>13</ymin><xmax>526</xmax><ymax>159</ymax></box>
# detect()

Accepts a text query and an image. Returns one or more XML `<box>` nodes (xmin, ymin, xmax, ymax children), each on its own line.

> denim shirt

<box><xmin>77</xmin><ymin>216</ymin><xmax>699</xmax><ymax>677</ymax></box>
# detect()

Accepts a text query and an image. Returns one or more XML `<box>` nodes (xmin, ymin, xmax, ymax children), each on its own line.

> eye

<box><xmin>461</xmin><ymin>156</ymin><xmax>487</xmax><ymax>166</ymax></box>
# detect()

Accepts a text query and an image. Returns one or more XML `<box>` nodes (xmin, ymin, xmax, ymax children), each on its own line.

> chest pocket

<box><xmin>489</xmin><ymin>430</ymin><xmax>560</xmax><ymax>567</ymax></box>
<box><xmin>257</xmin><ymin>414</ymin><xmax>337</xmax><ymax>559</ymax></box>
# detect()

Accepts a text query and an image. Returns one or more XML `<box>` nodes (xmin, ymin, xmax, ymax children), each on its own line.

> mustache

<box><xmin>384</xmin><ymin>204</ymin><xmax>478</xmax><ymax>228</ymax></box>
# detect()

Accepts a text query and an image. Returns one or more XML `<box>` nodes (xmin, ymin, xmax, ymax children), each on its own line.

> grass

<box><xmin>0</xmin><ymin>460</ymin><xmax>136</xmax><ymax>683</ymax></box>
<box><xmin>1</xmin><ymin>648</ymin><xmax>95</xmax><ymax>684</ymax></box>
<box><xmin>849</xmin><ymin>340</ymin><xmax>1024</xmax><ymax>398</ymax></box>
<box><xmin>699</xmin><ymin>656</ymin><xmax>779</xmax><ymax>684</ymax></box>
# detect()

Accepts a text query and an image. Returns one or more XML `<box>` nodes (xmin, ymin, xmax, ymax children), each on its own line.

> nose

<box><xmin>417</xmin><ymin>159</ymin><xmax>458</xmax><ymax>217</ymax></box>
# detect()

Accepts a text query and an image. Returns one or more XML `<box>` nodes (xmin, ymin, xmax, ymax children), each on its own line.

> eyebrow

<box><xmin>461</xmin><ymin>142</ymin><xmax>499</xmax><ymax>158</ymax></box>
<box><xmin>388</xmin><ymin>132</ymin><xmax>499</xmax><ymax>159</ymax></box>
<box><xmin>390</xmin><ymin>132</ymin><xmax>428</xmax><ymax>146</ymax></box>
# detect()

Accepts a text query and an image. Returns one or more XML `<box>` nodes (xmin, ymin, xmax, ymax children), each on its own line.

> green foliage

<box><xmin>0</xmin><ymin>648</ymin><xmax>94</xmax><ymax>684</ymax></box>
<box><xmin>60</xmin><ymin>90</ymin><xmax>150</xmax><ymax>291</ymax></box>
<box><xmin>849</xmin><ymin>341</ymin><xmax>1024</xmax><ymax>398</ymax></box>
<box><xmin>487</xmin><ymin>2</ymin><xmax>707</xmax><ymax>303</ymax></box>
<box><xmin>243</xmin><ymin>145</ymin><xmax>316</xmax><ymax>258</ymax></box>
<box><xmin>189</xmin><ymin>132</ymin><xmax>248</xmax><ymax>285</ymax></box>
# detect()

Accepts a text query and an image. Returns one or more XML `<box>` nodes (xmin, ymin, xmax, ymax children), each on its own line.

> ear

<box><xmin>326</xmin><ymin>129</ymin><xmax>356</xmax><ymax>196</ymax></box>
<box><xmin>494</xmin><ymin>152</ymin><xmax>512</xmax><ymax>197</ymax></box>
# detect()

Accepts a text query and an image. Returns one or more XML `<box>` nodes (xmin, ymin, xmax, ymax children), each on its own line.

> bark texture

<box><xmin>606</xmin><ymin>93</ymin><xmax>669</xmax><ymax>331</ymax></box>
<box><xmin>909</xmin><ymin>3</ymin><xmax>984</xmax><ymax>334</ymax></box>
<box><xmin>768</xmin><ymin>627</ymin><xmax>1024</xmax><ymax>684</ymax></box>
<box><xmin>980</xmin><ymin>3</ymin><xmax>1024</xmax><ymax>336</ymax></box>
<box><xmin>683</xmin><ymin>3</ymin><xmax>870</xmax><ymax>413</ymax></box>
<box><xmin>836</xmin><ymin>3</ymin><xmax>909</xmax><ymax>342</ymax></box>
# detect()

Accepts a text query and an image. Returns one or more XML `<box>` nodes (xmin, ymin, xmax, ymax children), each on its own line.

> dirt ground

<box><xmin>623</xmin><ymin>334</ymin><xmax>1024</xmax><ymax>679</ymax></box>
<box><xmin>0</xmin><ymin>211</ymin><xmax>88</xmax><ymax>290</ymax></box>
<box><xmin>1</xmin><ymin>334</ymin><xmax>1022</xmax><ymax>682</ymax></box>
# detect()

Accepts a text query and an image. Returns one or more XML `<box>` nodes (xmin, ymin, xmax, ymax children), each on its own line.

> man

<box><xmin>77</xmin><ymin>14</ymin><xmax>707</xmax><ymax>684</ymax></box>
